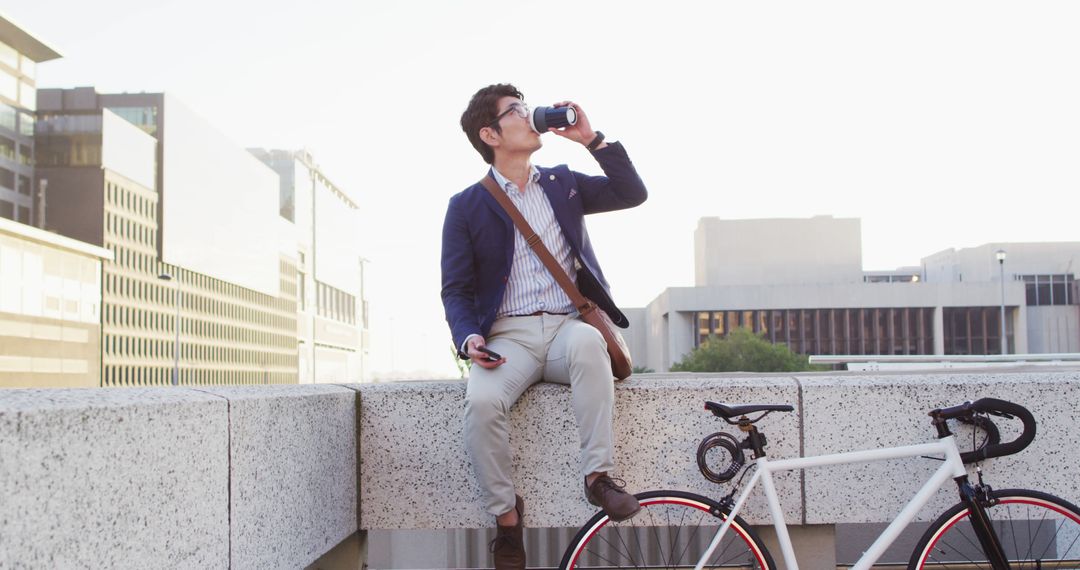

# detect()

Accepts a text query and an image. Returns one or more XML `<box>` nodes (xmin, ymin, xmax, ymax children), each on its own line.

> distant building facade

<box><xmin>36</xmin><ymin>88</ymin><xmax>299</xmax><ymax>386</ymax></box>
<box><xmin>0</xmin><ymin>217</ymin><xmax>111</xmax><ymax>388</ymax></box>
<box><xmin>250</xmin><ymin>148</ymin><xmax>370</xmax><ymax>383</ymax></box>
<box><xmin>626</xmin><ymin>216</ymin><xmax>1079</xmax><ymax>372</ymax></box>
<box><xmin>0</xmin><ymin>13</ymin><xmax>59</xmax><ymax>226</ymax></box>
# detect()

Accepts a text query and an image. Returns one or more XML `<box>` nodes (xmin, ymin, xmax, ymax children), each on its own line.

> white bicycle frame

<box><xmin>695</xmin><ymin>435</ymin><xmax>967</xmax><ymax>570</ymax></box>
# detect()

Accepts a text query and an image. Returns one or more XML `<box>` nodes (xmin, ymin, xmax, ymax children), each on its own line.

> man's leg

<box><xmin>542</xmin><ymin>317</ymin><xmax>616</xmax><ymax>479</ymax></box>
<box><xmin>544</xmin><ymin>316</ymin><xmax>640</xmax><ymax>521</ymax></box>
<box><xmin>464</xmin><ymin>317</ymin><xmax>544</xmax><ymax>518</ymax></box>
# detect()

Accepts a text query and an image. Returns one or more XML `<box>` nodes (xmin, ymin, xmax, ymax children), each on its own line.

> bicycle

<box><xmin>558</xmin><ymin>397</ymin><xmax>1080</xmax><ymax>569</ymax></box>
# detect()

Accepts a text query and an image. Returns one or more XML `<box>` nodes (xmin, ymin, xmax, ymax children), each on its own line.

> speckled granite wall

<box><xmin>357</xmin><ymin>370</ymin><xmax>1080</xmax><ymax>532</ymax></box>
<box><xmin>3</xmin><ymin>370</ymin><xmax>1077</xmax><ymax>568</ymax></box>
<box><xmin>199</xmin><ymin>385</ymin><xmax>358</xmax><ymax>570</ymax></box>
<box><xmin>0</xmin><ymin>388</ymin><xmax>229</xmax><ymax>569</ymax></box>
<box><xmin>357</xmin><ymin>375</ymin><xmax>803</xmax><ymax>529</ymax></box>
<box><xmin>799</xmin><ymin>370</ymin><xmax>1080</xmax><ymax>524</ymax></box>
<box><xmin>0</xmin><ymin>385</ymin><xmax>358</xmax><ymax>570</ymax></box>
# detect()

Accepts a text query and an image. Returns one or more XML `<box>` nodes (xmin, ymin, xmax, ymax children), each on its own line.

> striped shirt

<box><xmin>491</xmin><ymin>165</ymin><xmax>577</xmax><ymax>318</ymax></box>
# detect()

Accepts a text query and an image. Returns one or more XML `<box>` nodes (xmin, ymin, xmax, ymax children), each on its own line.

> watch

<box><xmin>586</xmin><ymin>131</ymin><xmax>605</xmax><ymax>151</ymax></box>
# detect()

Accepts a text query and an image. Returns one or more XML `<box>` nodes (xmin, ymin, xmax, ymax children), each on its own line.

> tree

<box><xmin>631</xmin><ymin>365</ymin><xmax>655</xmax><ymax>374</ymax></box>
<box><xmin>670</xmin><ymin>327</ymin><xmax>825</xmax><ymax>373</ymax></box>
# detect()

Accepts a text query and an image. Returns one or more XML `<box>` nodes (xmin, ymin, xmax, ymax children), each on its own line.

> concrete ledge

<box><xmin>799</xmin><ymin>370</ymin><xmax>1080</xmax><ymax>524</ymax></box>
<box><xmin>0</xmin><ymin>388</ymin><xmax>229</xmax><ymax>568</ymax></box>
<box><xmin>3</xmin><ymin>369</ymin><xmax>1078</xmax><ymax>569</ymax></box>
<box><xmin>357</xmin><ymin>376</ymin><xmax>802</xmax><ymax>529</ymax></box>
<box><xmin>358</xmin><ymin>369</ymin><xmax>1080</xmax><ymax>531</ymax></box>
<box><xmin>197</xmin><ymin>385</ymin><xmax>359</xmax><ymax>570</ymax></box>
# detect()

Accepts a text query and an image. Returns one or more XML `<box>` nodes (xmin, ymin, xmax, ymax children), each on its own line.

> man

<box><xmin>442</xmin><ymin>83</ymin><xmax>647</xmax><ymax>569</ymax></box>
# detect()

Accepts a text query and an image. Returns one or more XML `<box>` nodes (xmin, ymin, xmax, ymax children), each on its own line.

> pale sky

<box><xmin>13</xmin><ymin>1</ymin><xmax>1080</xmax><ymax>379</ymax></box>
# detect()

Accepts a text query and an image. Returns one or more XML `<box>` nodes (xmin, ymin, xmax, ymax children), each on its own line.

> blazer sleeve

<box><xmin>574</xmin><ymin>141</ymin><xmax>648</xmax><ymax>215</ymax></box>
<box><xmin>440</xmin><ymin>195</ymin><xmax>481</xmax><ymax>358</ymax></box>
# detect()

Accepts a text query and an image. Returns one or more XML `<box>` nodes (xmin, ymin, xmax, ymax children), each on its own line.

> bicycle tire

<box><xmin>909</xmin><ymin>488</ymin><xmax>1080</xmax><ymax>569</ymax></box>
<box><xmin>559</xmin><ymin>489</ymin><xmax>775</xmax><ymax>569</ymax></box>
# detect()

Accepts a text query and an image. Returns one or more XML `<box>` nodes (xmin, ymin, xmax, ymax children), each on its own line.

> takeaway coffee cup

<box><xmin>529</xmin><ymin>105</ymin><xmax>578</xmax><ymax>134</ymax></box>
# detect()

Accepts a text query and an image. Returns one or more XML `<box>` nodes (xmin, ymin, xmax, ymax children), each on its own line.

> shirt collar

<box><xmin>490</xmin><ymin>165</ymin><xmax>541</xmax><ymax>193</ymax></box>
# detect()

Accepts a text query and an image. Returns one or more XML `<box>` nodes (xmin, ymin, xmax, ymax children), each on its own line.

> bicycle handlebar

<box><xmin>930</xmin><ymin>398</ymin><xmax>1037</xmax><ymax>464</ymax></box>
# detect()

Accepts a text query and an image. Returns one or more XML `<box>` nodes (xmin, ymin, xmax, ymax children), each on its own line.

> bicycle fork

<box><xmin>957</xmin><ymin>475</ymin><xmax>1011</xmax><ymax>570</ymax></box>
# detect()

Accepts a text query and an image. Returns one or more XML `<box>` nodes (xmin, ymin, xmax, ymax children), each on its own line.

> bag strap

<box><xmin>480</xmin><ymin>175</ymin><xmax>595</xmax><ymax>314</ymax></box>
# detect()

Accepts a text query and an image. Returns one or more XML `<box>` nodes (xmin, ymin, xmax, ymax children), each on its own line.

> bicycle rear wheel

<box><xmin>559</xmin><ymin>490</ymin><xmax>775</xmax><ymax>569</ymax></box>
<box><xmin>909</xmin><ymin>488</ymin><xmax>1080</xmax><ymax>569</ymax></box>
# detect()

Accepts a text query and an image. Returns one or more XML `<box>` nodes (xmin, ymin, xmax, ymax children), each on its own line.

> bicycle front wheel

<box><xmin>909</xmin><ymin>488</ymin><xmax>1080</xmax><ymax>569</ymax></box>
<box><xmin>559</xmin><ymin>490</ymin><xmax>775</xmax><ymax>569</ymax></box>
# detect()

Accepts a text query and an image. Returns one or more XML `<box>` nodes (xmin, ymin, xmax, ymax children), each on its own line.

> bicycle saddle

<box><xmin>706</xmin><ymin>401</ymin><xmax>794</xmax><ymax>419</ymax></box>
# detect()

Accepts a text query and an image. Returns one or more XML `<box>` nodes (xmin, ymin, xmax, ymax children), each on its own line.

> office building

<box><xmin>0</xmin><ymin>217</ymin><xmax>111</xmax><ymax>387</ymax></box>
<box><xmin>250</xmin><ymin>148</ymin><xmax>369</xmax><ymax>383</ymax></box>
<box><xmin>36</xmin><ymin>88</ymin><xmax>298</xmax><ymax>386</ymax></box>
<box><xmin>627</xmin><ymin>216</ymin><xmax>1079</xmax><ymax>372</ymax></box>
<box><xmin>0</xmin><ymin>12</ymin><xmax>59</xmax><ymax>226</ymax></box>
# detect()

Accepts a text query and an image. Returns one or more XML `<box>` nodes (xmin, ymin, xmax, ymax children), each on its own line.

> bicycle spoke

<box><xmin>563</xmin><ymin>495</ymin><xmax>768</xmax><ymax>569</ymax></box>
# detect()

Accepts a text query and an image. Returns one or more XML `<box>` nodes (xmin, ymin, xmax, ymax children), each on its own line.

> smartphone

<box><xmin>478</xmin><ymin>347</ymin><xmax>502</xmax><ymax>361</ymax></box>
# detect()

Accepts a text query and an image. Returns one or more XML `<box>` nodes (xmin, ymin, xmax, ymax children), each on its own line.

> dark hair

<box><xmin>461</xmin><ymin>83</ymin><xmax>524</xmax><ymax>164</ymax></box>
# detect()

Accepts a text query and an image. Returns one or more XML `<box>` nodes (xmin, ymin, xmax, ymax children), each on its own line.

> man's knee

<box><xmin>465</xmin><ymin>385</ymin><xmax>507</xmax><ymax>423</ymax></box>
<box><xmin>566</xmin><ymin>324</ymin><xmax>608</xmax><ymax>358</ymax></box>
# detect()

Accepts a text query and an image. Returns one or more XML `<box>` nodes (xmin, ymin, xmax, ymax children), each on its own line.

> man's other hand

<box><xmin>467</xmin><ymin>336</ymin><xmax>506</xmax><ymax>369</ymax></box>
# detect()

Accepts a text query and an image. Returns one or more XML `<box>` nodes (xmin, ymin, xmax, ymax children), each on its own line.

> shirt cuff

<box><xmin>461</xmin><ymin>334</ymin><xmax>482</xmax><ymax>355</ymax></box>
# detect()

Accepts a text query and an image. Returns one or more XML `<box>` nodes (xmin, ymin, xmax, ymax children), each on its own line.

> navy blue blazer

<box><xmin>441</xmin><ymin>141</ymin><xmax>647</xmax><ymax>358</ymax></box>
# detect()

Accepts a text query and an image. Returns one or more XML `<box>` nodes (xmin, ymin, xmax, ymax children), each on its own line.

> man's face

<box><xmin>484</xmin><ymin>95</ymin><xmax>542</xmax><ymax>157</ymax></box>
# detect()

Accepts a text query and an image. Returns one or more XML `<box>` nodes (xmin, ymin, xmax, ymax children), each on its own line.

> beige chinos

<box><xmin>464</xmin><ymin>312</ymin><xmax>615</xmax><ymax>517</ymax></box>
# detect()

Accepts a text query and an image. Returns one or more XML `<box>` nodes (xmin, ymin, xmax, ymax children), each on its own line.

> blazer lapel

<box><xmin>538</xmin><ymin>168</ymin><xmax>580</xmax><ymax>250</ymax></box>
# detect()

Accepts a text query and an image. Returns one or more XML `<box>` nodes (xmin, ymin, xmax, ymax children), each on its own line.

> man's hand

<box><xmin>548</xmin><ymin>101</ymin><xmax>607</xmax><ymax>150</ymax></box>
<box><xmin>466</xmin><ymin>336</ymin><xmax>506</xmax><ymax>369</ymax></box>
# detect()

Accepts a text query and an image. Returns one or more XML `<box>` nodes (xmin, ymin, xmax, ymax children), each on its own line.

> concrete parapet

<box><xmin>197</xmin><ymin>385</ymin><xmax>358</xmax><ymax>570</ymax></box>
<box><xmin>2</xmin><ymin>369</ymin><xmax>1079</xmax><ymax>569</ymax></box>
<box><xmin>798</xmin><ymin>370</ymin><xmax>1080</xmax><ymax>525</ymax></box>
<box><xmin>357</xmin><ymin>376</ymin><xmax>802</xmax><ymax>529</ymax></box>
<box><xmin>0</xmin><ymin>388</ymin><xmax>229</xmax><ymax>569</ymax></box>
<box><xmin>359</xmin><ymin>369</ymin><xmax>1080</xmax><ymax>532</ymax></box>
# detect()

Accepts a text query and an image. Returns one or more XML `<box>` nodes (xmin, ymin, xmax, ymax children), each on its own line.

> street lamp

<box><xmin>995</xmin><ymin>250</ymin><xmax>1007</xmax><ymax>355</ymax></box>
<box><xmin>158</xmin><ymin>272</ymin><xmax>181</xmax><ymax>386</ymax></box>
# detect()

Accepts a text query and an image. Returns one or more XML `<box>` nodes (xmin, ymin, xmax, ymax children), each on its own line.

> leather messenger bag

<box><xmin>480</xmin><ymin>176</ymin><xmax>633</xmax><ymax>381</ymax></box>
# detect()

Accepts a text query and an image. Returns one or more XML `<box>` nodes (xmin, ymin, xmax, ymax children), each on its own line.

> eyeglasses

<box><xmin>488</xmin><ymin>103</ymin><xmax>529</xmax><ymax>127</ymax></box>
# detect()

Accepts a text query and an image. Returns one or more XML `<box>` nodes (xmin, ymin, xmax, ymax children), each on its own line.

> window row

<box><xmin>0</xmin><ymin>199</ymin><xmax>30</xmax><ymax>224</ymax></box>
<box><xmin>106</xmin><ymin>212</ymin><xmax>157</xmax><ymax>249</ymax></box>
<box><xmin>103</xmin><ymin>365</ymin><xmax>296</xmax><ymax>387</ymax></box>
<box><xmin>0</xmin><ymin>103</ymin><xmax>32</xmax><ymax>136</ymax></box>
<box><xmin>1018</xmin><ymin>274</ymin><xmax>1075</xmax><ymax>306</ymax></box>
<box><xmin>694</xmin><ymin>308</ymin><xmax>937</xmax><ymax>356</ymax></box>
<box><xmin>942</xmin><ymin>307</ymin><xmax>1014</xmax><ymax>356</ymax></box>
<box><xmin>104</xmin><ymin>301</ymin><xmax>295</xmax><ymax>349</ymax></box>
<box><xmin>104</xmin><ymin>334</ymin><xmax>296</xmax><ymax>369</ymax></box>
<box><xmin>316</xmin><ymin>281</ymin><xmax>357</xmax><ymax>325</ymax></box>
<box><xmin>107</xmin><ymin>181</ymin><xmax>156</xmax><ymax>220</ymax></box>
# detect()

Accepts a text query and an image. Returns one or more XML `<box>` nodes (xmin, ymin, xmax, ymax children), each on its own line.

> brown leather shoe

<box><xmin>490</xmin><ymin>494</ymin><xmax>525</xmax><ymax>570</ymax></box>
<box><xmin>585</xmin><ymin>475</ymin><xmax>641</xmax><ymax>522</ymax></box>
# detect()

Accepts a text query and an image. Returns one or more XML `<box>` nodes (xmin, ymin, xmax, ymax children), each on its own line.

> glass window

<box><xmin>18</xmin><ymin>112</ymin><xmax>32</xmax><ymax>136</ymax></box>
<box><xmin>0</xmin><ymin>41</ymin><xmax>17</xmax><ymax>69</ymax></box>
<box><xmin>0</xmin><ymin>166</ymin><xmax>12</xmax><ymax>189</ymax></box>
<box><xmin>17</xmin><ymin>144</ymin><xmax>31</xmax><ymax>166</ymax></box>
<box><xmin>17</xmin><ymin>205</ymin><xmax>29</xmax><ymax>223</ymax></box>
<box><xmin>0</xmin><ymin>135</ymin><xmax>13</xmax><ymax>160</ymax></box>
<box><xmin>19</xmin><ymin>55</ymin><xmax>35</xmax><ymax>78</ymax></box>
<box><xmin>0</xmin><ymin>69</ymin><xmax>16</xmax><ymax>101</ymax></box>
<box><xmin>0</xmin><ymin>103</ymin><xmax>14</xmax><ymax>130</ymax></box>
<box><xmin>18</xmin><ymin>81</ymin><xmax>34</xmax><ymax>111</ymax></box>
<box><xmin>1052</xmin><ymin>275</ymin><xmax>1068</xmax><ymax>306</ymax></box>
<box><xmin>0</xmin><ymin>200</ymin><xmax>13</xmax><ymax>220</ymax></box>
